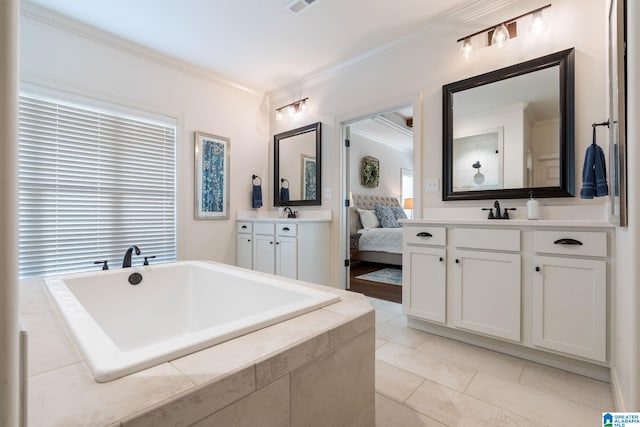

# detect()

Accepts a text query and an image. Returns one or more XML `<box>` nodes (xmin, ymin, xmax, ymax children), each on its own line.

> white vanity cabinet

<box><xmin>531</xmin><ymin>231</ymin><xmax>607</xmax><ymax>362</ymax></box>
<box><xmin>236</xmin><ymin>217</ymin><xmax>330</xmax><ymax>285</ymax></box>
<box><xmin>403</xmin><ymin>226</ymin><xmax>446</xmax><ymax>323</ymax></box>
<box><xmin>236</xmin><ymin>222</ymin><xmax>253</xmax><ymax>270</ymax></box>
<box><xmin>401</xmin><ymin>219</ymin><xmax>613</xmax><ymax>374</ymax></box>
<box><xmin>452</xmin><ymin>229</ymin><xmax>521</xmax><ymax>342</ymax></box>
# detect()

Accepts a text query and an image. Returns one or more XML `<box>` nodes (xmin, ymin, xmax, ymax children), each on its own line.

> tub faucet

<box><xmin>122</xmin><ymin>245</ymin><xmax>141</xmax><ymax>268</ymax></box>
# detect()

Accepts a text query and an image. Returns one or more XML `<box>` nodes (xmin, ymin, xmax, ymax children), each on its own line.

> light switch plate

<box><xmin>324</xmin><ymin>187</ymin><xmax>332</xmax><ymax>198</ymax></box>
<box><xmin>425</xmin><ymin>179</ymin><xmax>439</xmax><ymax>192</ymax></box>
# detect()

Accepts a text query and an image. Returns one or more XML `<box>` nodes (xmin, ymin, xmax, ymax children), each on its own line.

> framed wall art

<box><xmin>194</xmin><ymin>131</ymin><xmax>230</xmax><ymax>219</ymax></box>
<box><xmin>360</xmin><ymin>156</ymin><xmax>380</xmax><ymax>188</ymax></box>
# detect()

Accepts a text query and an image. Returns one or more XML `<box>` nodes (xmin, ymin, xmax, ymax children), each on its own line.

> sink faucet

<box><xmin>122</xmin><ymin>245</ymin><xmax>141</xmax><ymax>268</ymax></box>
<box><xmin>283</xmin><ymin>207</ymin><xmax>296</xmax><ymax>218</ymax></box>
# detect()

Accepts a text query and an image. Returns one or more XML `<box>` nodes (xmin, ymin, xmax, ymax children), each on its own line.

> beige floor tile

<box><xmin>466</xmin><ymin>371</ymin><xmax>602</xmax><ymax>427</ymax></box>
<box><xmin>416</xmin><ymin>335</ymin><xmax>525</xmax><ymax>382</ymax></box>
<box><xmin>376</xmin><ymin>342</ymin><xmax>476</xmax><ymax>392</ymax></box>
<box><xmin>367</xmin><ymin>297</ymin><xmax>403</xmax><ymax>314</ymax></box>
<box><xmin>376</xmin><ymin>360</ymin><xmax>424</xmax><ymax>402</ymax></box>
<box><xmin>406</xmin><ymin>377</ymin><xmax>544</xmax><ymax>427</ymax></box>
<box><xmin>376</xmin><ymin>308</ymin><xmax>400</xmax><ymax>324</ymax></box>
<box><xmin>375</xmin><ymin>337</ymin><xmax>388</xmax><ymax>349</ymax></box>
<box><xmin>377</xmin><ymin>322</ymin><xmax>433</xmax><ymax>349</ymax></box>
<box><xmin>519</xmin><ymin>362</ymin><xmax>614</xmax><ymax>411</ymax></box>
<box><xmin>376</xmin><ymin>393</ymin><xmax>446</xmax><ymax>427</ymax></box>
<box><xmin>388</xmin><ymin>314</ymin><xmax>408</xmax><ymax>327</ymax></box>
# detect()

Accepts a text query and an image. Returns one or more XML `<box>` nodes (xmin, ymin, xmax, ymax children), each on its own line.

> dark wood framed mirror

<box><xmin>274</xmin><ymin>122</ymin><xmax>321</xmax><ymax>206</ymax></box>
<box><xmin>443</xmin><ymin>48</ymin><xmax>575</xmax><ymax>201</ymax></box>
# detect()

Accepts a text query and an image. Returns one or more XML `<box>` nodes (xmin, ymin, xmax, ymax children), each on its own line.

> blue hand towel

<box><xmin>280</xmin><ymin>187</ymin><xmax>290</xmax><ymax>202</ymax></box>
<box><xmin>252</xmin><ymin>184</ymin><xmax>262</xmax><ymax>208</ymax></box>
<box><xmin>580</xmin><ymin>128</ymin><xmax>609</xmax><ymax>199</ymax></box>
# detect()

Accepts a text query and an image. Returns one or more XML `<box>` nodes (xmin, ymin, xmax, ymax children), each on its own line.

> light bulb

<box><xmin>529</xmin><ymin>10</ymin><xmax>548</xmax><ymax>35</ymax></box>
<box><xmin>275</xmin><ymin>109</ymin><xmax>283</xmax><ymax>121</ymax></box>
<box><xmin>459</xmin><ymin>38</ymin><xmax>475</xmax><ymax>59</ymax></box>
<box><xmin>492</xmin><ymin>23</ymin><xmax>510</xmax><ymax>48</ymax></box>
<box><xmin>287</xmin><ymin>105</ymin><xmax>295</xmax><ymax>116</ymax></box>
<box><xmin>300</xmin><ymin>99</ymin><xmax>307</xmax><ymax>111</ymax></box>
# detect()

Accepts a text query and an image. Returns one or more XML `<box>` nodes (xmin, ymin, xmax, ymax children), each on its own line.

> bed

<box><xmin>349</xmin><ymin>194</ymin><xmax>403</xmax><ymax>266</ymax></box>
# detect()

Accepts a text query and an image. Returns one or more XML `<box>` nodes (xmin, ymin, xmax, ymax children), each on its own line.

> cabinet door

<box><xmin>253</xmin><ymin>234</ymin><xmax>275</xmax><ymax>274</ymax></box>
<box><xmin>453</xmin><ymin>250</ymin><xmax>521</xmax><ymax>341</ymax></box>
<box><xmin>532</xmin><ymin>256</ymin><xmax>606</xmax><ymax>362</ymax></box>
<box><xmin>403</xmin><ymin>246</ymin><xmax>446</xmax><ymax>323</ymax></box>
<box><xmin>237</xmin><ymin>233</ymin><xmax>253</xmax><ymax>270</ymax></box>
<box><xmin>276</xmin><ymin>237</ymin><xmax>297</xmax><ymax>279</ymax></box>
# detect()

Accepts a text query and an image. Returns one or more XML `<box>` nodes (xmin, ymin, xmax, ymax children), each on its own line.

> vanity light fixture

<box><xmin>457</xmin><ymin>4</ymin><xmax>551</xmax><ymax>58</ymax></box>
<box><xmin>459</xmin><ymin>37</ymin><xmax>475</xmax><ymax>59</ymax></box>
<box><xmin>275</xmin><ymin>97</ymin><xmax>308</xmax><ymax>121</ymax></box>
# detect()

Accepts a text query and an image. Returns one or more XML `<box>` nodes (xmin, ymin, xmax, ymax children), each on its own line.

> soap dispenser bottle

<box><xmin>527</xmin><ymin>191</ymin><xmax>539</xmax><ymax>220</ymax></box>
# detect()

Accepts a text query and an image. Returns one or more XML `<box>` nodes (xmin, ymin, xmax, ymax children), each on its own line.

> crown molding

<box><xmin>268</xmin><ymin>0</ymin><xmax>523</xmax><ymax>101</ymax></box>
<box><xmin>20</xmin><ymin>1</ymin><xmax>264</xmax><ymax>97</ymax></box>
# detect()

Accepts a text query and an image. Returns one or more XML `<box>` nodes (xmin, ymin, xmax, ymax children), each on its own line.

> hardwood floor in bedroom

<box><xmin>349</xmin><ymin>261</ymin><xmax>402</xmax><ymax>303</ymax></box>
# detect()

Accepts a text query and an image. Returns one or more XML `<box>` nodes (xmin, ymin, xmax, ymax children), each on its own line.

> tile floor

<box><xmin>369</xmin><ymin>297</ymin><xmax>614</xmax><ymax>427</ymax></box>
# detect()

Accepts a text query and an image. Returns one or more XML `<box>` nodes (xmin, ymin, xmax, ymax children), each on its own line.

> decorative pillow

<box><xmin>392</xmin><ymin>206</ymin><xmax>408</xmax><ymax>220</ymax></box>
<box><xmin>374</xmin><ymin>205</ymin><xmax>400</xmax><ymax>228</ymax></box>
<box><xmin>357</xmin><ymin>209</ymin><xmax>380</xmax><ymax>229</ymax></box>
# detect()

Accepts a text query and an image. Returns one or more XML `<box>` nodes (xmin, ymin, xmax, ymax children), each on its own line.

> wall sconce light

<box><xmin>275</xmin><ymin>97</ymin><xmax>308</xmax><ymax>121</ymax></box>
<box><xmin>457</xmin><ymin>4</ymin><xmax>550</xmax><ymax>58</ymax></box>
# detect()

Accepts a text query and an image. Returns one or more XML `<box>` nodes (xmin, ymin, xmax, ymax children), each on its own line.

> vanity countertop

<box><xmin>237</xmin><ymin>216</ymin><xmax>332</xmax><ymax>223</ymax></box>
<box><xmin>237</xmin><ymin>210</ymin><xmax>332</xmax><ymax>223</ymax></box>
<box><xmin>400</xmin><ymin>218</ymin><xmax>615</xmax><ymax>228</ymax></box>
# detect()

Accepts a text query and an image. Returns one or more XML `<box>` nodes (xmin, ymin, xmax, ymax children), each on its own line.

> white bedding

<box><xmin>358</xmin><ymin>227</ymin><xmax>403</xmax><ymax>254</ymax></box>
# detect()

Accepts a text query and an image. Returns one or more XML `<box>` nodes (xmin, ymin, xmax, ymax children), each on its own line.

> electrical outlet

<box><xmin>425</xmin><ymin>179</ymin><xmax>439</xmax><ymax>192</ymax></box>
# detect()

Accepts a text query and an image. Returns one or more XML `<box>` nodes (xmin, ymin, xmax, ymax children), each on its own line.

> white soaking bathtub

<box><xmin>44</xmin><ymin>260</ymin><xmax>340</xmax><ymax>382</ymax></box>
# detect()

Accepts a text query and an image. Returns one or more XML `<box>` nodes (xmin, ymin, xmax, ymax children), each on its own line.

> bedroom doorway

<box><xmin>343</xmin><ymin>105</ymin><xmax>415</xmax><ymax>303</ymax></box>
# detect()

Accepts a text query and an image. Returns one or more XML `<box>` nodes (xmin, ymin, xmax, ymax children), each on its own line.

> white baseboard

<box><xmin>610</xmin><ymin>366</ymin><xmax>626</xmax><ymax>411</ymax></box>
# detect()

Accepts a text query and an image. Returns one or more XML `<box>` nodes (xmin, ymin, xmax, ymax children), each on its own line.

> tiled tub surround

<box><xmin>22</xmin><ymin>271</ymin><xmax>375</xmax><ymax>426</ymax></box>
<box><xmin>44</xmin><ymin>261</ymin><xmax>340</xmax><ymax>382</ymax></box>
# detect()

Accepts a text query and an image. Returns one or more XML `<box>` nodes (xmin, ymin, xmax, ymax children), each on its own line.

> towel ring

<box><xmin>280</xmin><ymin>178</ymin><xmax>290</xmax><ymax>189</ymax></box>
<box><xmin>252</xmin><ymin>174</ymin><xmax>262</xmax><ymax>185</ymax></box>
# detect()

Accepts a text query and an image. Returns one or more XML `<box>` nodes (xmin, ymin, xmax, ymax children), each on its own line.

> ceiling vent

<box><xmin>287</xmin><ymin>0</ymin><xmax>317</xmax><ymax>14</ymax></box>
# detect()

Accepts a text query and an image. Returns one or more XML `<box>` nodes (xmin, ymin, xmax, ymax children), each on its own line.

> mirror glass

<box><xmin>443</xmin><ymin>49</ymin><xmax>575</xmax><ymax>200</ymax></box>
<box><xmin>274</xmin><ymin>122</ymin><xmax>321</xmax><ymax>206</ymax></box>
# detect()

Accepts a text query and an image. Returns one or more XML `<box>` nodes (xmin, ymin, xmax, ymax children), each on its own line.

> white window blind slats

<box><xmin>18</xmin><ymin>94</ymin><xmax>177</xmax><ymax>278</ymax></box>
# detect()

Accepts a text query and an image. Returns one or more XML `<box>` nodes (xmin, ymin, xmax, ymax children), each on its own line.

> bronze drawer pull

<box><xmin>416</xmin><ymin>232</ymin><xmax>433</xmax><ymax>238</ymax></box>
<box><xmin>553</xmin><ymin>238</ymin><xmax>583</xmax><ymax>246</ymax></box>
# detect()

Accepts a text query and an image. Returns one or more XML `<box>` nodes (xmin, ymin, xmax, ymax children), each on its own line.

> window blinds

<box><xmin>18</xmin><ymin>94</ymin><xmax>177</xmax><ymax>278</ymax></box>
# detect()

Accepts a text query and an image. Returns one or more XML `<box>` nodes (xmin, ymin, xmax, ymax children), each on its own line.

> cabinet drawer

<box><xmin>237</xmin><ymin>222</ymin><xmax>253</xmax><ymax>234</ymax></box>
<box><xmin>253</xmin><ymin>222</ymin><xmax>275</xmax><ymax>235</ymax></box>
<box><xmin>454</xmin><ymin>228</ymin><xmax>520</xmax><ymax>252</ymax></box>
<box><xmin>277</xmin><ymin>223</ymin><xmax>297</xmax><ymax>237</ymax></box>
<box><xmin>533</xmin><ymin>231</ymin><xmax>607</xmax><ymax>257</ymax></box>
<box><xmin>404</xmin><ymin>226</ymin><xmax>446</xmax><ymax>246</ymax></box>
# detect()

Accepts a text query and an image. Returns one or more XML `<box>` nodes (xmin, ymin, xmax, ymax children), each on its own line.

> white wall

<box><xmin>349</xmin><ymin>132</ymin><xmax>412</xmax><ymax>201</ymax></box>
<box><xmin>19</xmin><ymin>13</ymin><xmax>267</xmax><ymax>266</ymax></box>
<box><xmin>270</xmin><ymin>0</ymin><xmax>608</xmax><ymax>286</ymax></box>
